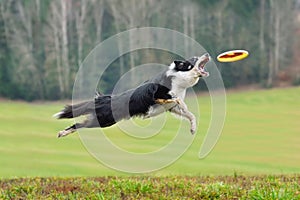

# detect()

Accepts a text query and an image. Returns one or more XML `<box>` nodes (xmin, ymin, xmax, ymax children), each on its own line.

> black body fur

<box><xmin>56</xmin><ymin>82</ymin><xmax>172</xmax><ymax>128</ymax></box>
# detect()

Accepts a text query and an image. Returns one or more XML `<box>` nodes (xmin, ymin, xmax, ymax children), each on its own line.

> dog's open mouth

<box><xmin>198</xmin><ymin>56</ymin><xmax>210</xmax><ymax>77</ymax></box>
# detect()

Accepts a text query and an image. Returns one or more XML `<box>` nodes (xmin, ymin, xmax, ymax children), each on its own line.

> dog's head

<box><xmin>166</xmin><ymin>53</ymin><xmax>210</xmax><ymax>89</ymax></box>
<box><xmin>170</xmin><ymin>53</ymin><xmax>210</xmax><ymax>78</ymax></box>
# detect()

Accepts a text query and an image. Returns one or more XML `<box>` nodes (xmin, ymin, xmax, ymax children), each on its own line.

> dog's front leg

<box><xmin>155</xmin><ymin>98</ymin><xmax>181</xmax><ymax>105</ymax></box>
<box><xmin>169</xmin><ymin>101</ymin><xmax>197</xmax><ymax>135</ymax></box>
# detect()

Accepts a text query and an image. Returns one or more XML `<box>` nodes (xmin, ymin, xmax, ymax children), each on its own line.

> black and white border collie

<box><xmin>54</xmin><ymin>53</ymin><xmax>210</xmax><ymax>137</ymax></box>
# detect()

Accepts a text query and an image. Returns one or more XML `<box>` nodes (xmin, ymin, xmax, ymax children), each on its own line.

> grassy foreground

<box><xmin>1</xmin><ymin>175</ymin><xmax>299</xmax><ymax>199</ymax></box>
<box><xmin>0</xmin><ymin>87</ymin><xmax>299</xmax><ymax>177</ymax></box>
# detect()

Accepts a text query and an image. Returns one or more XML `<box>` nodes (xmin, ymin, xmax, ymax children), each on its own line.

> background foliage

<box><xmin>0</xmin><ymin>0</ymin><xmax>299</xmax><ymax>100</ymax></box>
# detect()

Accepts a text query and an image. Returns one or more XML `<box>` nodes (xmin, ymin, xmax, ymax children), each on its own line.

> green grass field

<box><xmin>1</xmin><ymin>176</ymin><xmax>299</xmax><ymax>199</ymax></box>
<box><xmin>0</xmin><ymin>87</ymin><xmax>299</xmax><ymax>178</ymax></box>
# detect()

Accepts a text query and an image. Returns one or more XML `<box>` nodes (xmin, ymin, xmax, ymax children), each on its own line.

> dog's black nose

<box><xmin>204</xmin><ymin>53</ymin><xmax>209</xmax><ymax>57</ymax></box>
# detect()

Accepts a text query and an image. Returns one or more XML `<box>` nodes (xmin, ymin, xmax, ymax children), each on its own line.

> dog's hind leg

<box><xmin>57</xmin><ymin>122</ymin><xmax>86</xmax><ymax>138</ymax></box>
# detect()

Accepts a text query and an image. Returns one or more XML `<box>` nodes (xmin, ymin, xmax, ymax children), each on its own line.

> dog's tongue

<box><xmin>199</xmin><ymin>58</ymin><xmax>209</xmax><ymax>69</ymax></box>
<box><xmin>199</xmin><ymin>62</ymin><xmax>205</xmax><ymax>69</ymax></box>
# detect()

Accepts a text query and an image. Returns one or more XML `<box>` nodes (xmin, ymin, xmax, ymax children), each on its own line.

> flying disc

<box><xmin>217</xmin><ymin>50</ymin><xmax>249</xmax><ymax>62</ymax></box>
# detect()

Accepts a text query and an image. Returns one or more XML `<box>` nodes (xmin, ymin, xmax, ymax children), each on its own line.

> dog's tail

<box><xmin>53</xmin><ymin>101</ymin><xmax>94</xmax><ymax>119</ymax></box>
<box><xmin>54</xmin><ymin>91</ymin><xmax>105</xmax><ymax>119</ymax></box>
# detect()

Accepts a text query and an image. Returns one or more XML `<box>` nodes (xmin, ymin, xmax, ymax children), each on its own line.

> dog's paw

<box><xmin>190</xmin><ymin>128</ymin><xmax>196</xmax><ymax>135</ymax></box>
<box><xmin>190</xmin><ymin>121</ymin><xmax>197</xmax><ymax>135</ymax></box>
<box><xmin>155</xmin><ymin>98</ymin><xmax>181</xmax><ymax>105</ymax></box>
<box><xmin>174</xmin><ymin>97</ymin><xmax>181</xmax><ymax>105</ymax></box>
<box><xmin>57</xmin><ymin>130</ymin><xmax>67</xmax><ymax>138</ymax></box>
<box><xmin>57</xmin><ymin>129</ymin><xmax>73</xmax><ymax>138</ymax></box>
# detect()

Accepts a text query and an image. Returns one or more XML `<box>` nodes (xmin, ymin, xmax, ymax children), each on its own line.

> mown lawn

<box><xmin>0</xmin><ymin>87</ymin><xmax>299</xmax><ymax>177</ymax></box>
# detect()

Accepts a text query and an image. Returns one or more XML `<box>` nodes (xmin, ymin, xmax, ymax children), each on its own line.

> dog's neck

<box><xmin>167</xmin><ymin>69</ymin><xmax>200</xmax><ymax>100</ymax></box>
<box><xmin>168</xmin><ymin>83</ymin><xmax>187</xmax><ymax>100</ymax></box>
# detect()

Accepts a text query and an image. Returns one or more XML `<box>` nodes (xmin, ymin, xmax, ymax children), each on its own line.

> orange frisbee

<box><xmin>217</xmin><ymin>50</ymin><xmax>249</xmax><ymax>62</ymax></box>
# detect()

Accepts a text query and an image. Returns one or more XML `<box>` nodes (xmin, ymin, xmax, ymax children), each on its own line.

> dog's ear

<box><xmin>174</xmin><ymin>60</ymin><xmax>184</xmax><ymax>68</ymax></box>
<box><xmin>174</xmin><ymin>60</ymin><xmax>184</xmax><ymax>66</ymax></box>
<box><xmin>173</xmin><ymin>60</ymin><xmax>192</xmax><ymax>71</ymax></box>
<box><xmin>174</xmin><ymin>60</ymin><xmax>185</xmax><ymax>70</ymax></box>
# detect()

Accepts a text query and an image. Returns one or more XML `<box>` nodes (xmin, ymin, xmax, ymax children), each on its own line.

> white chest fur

<box><xmin>168</xmin><ymin>73</ymin><xmax>199</xmax><ymax>100</ymax></box>
<box><xmin>145</xmin><ymin>67</ymin><xmax>200</xmax><ymax>118</ymax></box>
<box><xmin>168</xmin><ymin>84</ymin><xmax>186</xmax><ymax>100</ymax></box>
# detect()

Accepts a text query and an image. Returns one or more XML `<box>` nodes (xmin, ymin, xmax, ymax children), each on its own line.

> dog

<box><xmin>54</xmin><ymin>53</ymin><xmax>210</xmax><ymax>137</ymax></box>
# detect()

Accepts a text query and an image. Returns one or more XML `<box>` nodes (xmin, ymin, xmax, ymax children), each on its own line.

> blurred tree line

<box><xmin>0</xmin><ymin>0</ymin><xmax>298</xmax><ymax>101</ymax></box>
